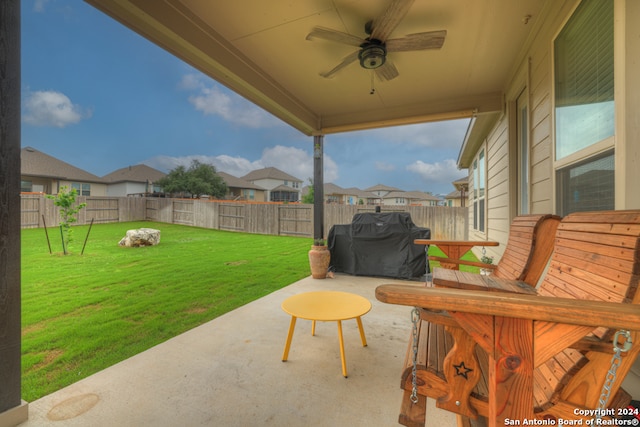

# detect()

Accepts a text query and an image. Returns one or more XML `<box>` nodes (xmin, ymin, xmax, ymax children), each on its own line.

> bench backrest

<box><xmin>533</xmin><ymin>210</ymin><xmax>640</xmax><ymax>411</ymax></box>
<box><xmin>538</xmin><ymin>210</ymin><xmax>640</xmax><ymax>305</ymax></box>
<box><xmin>493</xmin><ymin>214</ymin><xmax>561</xmax><ymax>285</ymax></box>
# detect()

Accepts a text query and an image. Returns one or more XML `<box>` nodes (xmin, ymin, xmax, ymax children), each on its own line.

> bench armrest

<box><xmin>414</xmin><ymin>239</ymin><xmax>499</xmax><ymax>247</ymax></box>
<box><xmin>375</xmin><ymin>284</ymin><xmax>640</xmax><ymax>331</ymax></box>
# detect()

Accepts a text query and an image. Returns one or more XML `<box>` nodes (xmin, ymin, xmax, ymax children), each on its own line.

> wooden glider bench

<box><xmin>376</xmin><ymin>210</ymin><xmax>640</xmax><ymax>427</ymax></box>
<box><xmin>422</xmin><ymin>214</ymin><xmax>561</xmax><ymax>284</ymax></box>
<box><xmin>395</xmin><ymin>213</ymin><xmax>561</xmax><ymax>426</ymax></box>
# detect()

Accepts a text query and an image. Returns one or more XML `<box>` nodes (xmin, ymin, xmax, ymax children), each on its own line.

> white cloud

<box><xmin>142</xmin><ymin>154</ymin><xmax>259</xmax><ymax>178</ymax></box>
<box><xmin>374</xmin><ymin>119</ymin><xmax>470</xmax><ymax>148</ymax></box>
<box><xmin>260</xmin><ymin>145</ymin><xmax>338</xmax><ymax>184</ymax></box>
<box><xmin>181</xmin><ymin>73</ymin><xmax>282</xmax><ymax>129</ymax></box>
<box><xmin>144</xmin><ymin>145</ymin><xmax>338</xmax><ymax>184</ymax></box>
<box><xmin>406</xmin><ymin>159</ymin><xmax>466</xmax><ymax>190</ymax></box>
<box><xmin>178</xmin><ymin>74</ymin><xmax>203</xmax><ymax>91</ymax></box>
<box><xmin>23</xmin><ymin>90</ymin><xmax>90</xmax><ymax>128</ymax></box>
<box><xmin>33</xmin><ymin>0</ymin><xmax>51</xmax><ymax>12</ymax></box>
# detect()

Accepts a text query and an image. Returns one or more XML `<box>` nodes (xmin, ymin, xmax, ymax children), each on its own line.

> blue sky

<box><xmin>21</xmin><ymin>0</ymin><xmax>469</xmax><ymax>195</ymax></box>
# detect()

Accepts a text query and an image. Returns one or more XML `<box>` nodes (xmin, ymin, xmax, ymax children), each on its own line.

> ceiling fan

<box><xmin>306</xmin><ymin>0</ymin><xmax>446</xmax><ymax>82</ymax></box>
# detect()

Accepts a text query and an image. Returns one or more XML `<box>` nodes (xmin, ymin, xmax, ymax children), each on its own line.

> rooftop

<box><xmin>101</xmin><ymin>164</ymin><xmax>166</xmax><ymax>184</ymax></box>
<box><xmin>21</xmin><ymin>147</ymin><xmax>104</xmax><ymax>183</ymax></box>
<box><xmin>241</xmin><ymin>167</ymin><xmax>302</xmax><ymax>183</ymax></box>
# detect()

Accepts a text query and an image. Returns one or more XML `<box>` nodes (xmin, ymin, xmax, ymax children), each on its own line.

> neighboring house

<box><xmin>241</xmin><ymin>167</ymin><xmax>302</xmax><ymax>202</ymax></box>
<box><xmin>380</xmin><ymin>190</ymin><xmax>440</xmax><ymax>207</ymax></box>
<box><xmin>364</xmin><ymin>184</ymin><xmax>403</xmax><ymax>205</ymax></box>
<box><xmin>323</xmin><ymin>183</ymin><xmax>364</xmax><ymax>205</ymax></box>
<box><xmin>343</xmin><ymin>187</ymin><xmax>372</xmax><ymax>205</ymax></box>
<box><xmin>102</xmin><ymin>164</ymin><xmax>166</xmax><ymax>197</ymax></box>
<box><xmin>402</xmin><ymin>191</ymin><xmax>441</xmax><ymax>207</ymax></box>
<box><xmin>444</xmin><ymin>176</ymin><xmax>468</xmax><ymax>207</ymax></box>
<box><xmin>218</xmin><ymin>171</ymin><xmax>266</xmax><ymax>202</ymax></box>
<box><xmin>458</xmin><ymin>0</ymin><xmax>639</xmax><ymax>264</ymax></box>
<box><xmin>20</xmin><ymin>146</ymin><xmax>107</xmax><ymax>196</ymax></box>
<box><xmin>311</xmin><ymin>183</ymin><xmax>442</xmax><ymax>206</ymax></box>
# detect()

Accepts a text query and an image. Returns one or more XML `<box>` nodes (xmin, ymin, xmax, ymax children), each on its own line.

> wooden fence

<box><xmin>21</xmin><ymin>195</ymin><xmax>147</xmax><ymax>229</ymax></box>
<box><xmin>21</xmin><ymin>195</ymin><xmax>468</xmax><ymax>240</ymax></box>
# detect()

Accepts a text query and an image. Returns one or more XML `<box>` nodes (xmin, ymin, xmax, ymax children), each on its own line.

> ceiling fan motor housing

<box><xmin>359</xmin><ymin>39</ymin><xmax>386</xmax><ymax>69</ymax></box>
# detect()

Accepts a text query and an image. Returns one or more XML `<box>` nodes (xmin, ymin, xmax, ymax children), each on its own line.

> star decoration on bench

<box><xmin>454</xmin><ymin>362</ymin><xmax>473</xmax><ymax>380</ymax></box>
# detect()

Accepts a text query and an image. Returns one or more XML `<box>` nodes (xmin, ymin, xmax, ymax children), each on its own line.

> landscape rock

<box><xmin>118</xmin><ymin>228</ymin><xmax>161</xmax><ymax>247</ymax></box>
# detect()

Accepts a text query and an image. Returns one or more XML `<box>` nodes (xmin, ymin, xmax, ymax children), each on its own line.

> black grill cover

<box><xmin>328</xmin><ymin>212</ymin><xmax>430</xmax><ymax>279</ymax></box>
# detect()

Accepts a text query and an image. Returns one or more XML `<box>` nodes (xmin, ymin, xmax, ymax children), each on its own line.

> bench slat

<box><xmin>556</xmin><ymin>228</ymin><xmax>640</xmax><ymax>249</ymax></box>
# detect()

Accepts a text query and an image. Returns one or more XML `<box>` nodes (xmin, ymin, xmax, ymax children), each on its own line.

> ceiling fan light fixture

<box><xmin>359</xmin><ymin>43</ymin><xmax>386</xmax><ymax>69</ymax></box>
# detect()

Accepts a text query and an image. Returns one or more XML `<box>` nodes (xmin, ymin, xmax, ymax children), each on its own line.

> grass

<box><xmin>21</xmin><ymin>221</ymin><xmax>312</xmax><ymax>402</ymax></box>
<box><xmin>427</xmin><ymin>245</ymin><xmax>482</xmax><ymax>273</ymax></box>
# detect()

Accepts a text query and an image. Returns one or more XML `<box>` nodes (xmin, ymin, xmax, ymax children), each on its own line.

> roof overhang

<box><xmin>85</xmin><ymin>0</ymin><xmax>546</xmax><ymax>138</ymax></box>
<box><xmin>457</xmin><ymin>110</ymin><xmax>503</xmax><ymax>169</ymax></box>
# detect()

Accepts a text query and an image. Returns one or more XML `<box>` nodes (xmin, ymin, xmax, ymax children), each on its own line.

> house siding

<box><xmin>467</xmin><ymin>0</ymin><xmax>640</xmax><ymax>263</ymax></box>
<box><xmin>468</xmin><ymin>0</ymin><xmax>579</xmax><ymax>260</ymax></box>
<box><xmin>57</xmin><ymin>180</ymin><xmax>108</xmax><ymax>197</ymax></box>
<box><xmin>528</xmin><ymin>10</ymin><xmax>556</xmax><ymax>215</ymax></box>
<box><xmin>483</xmin><ymin>118</ymin><xmax>510</xmax><ymax>260</ymax></box>
<box><xmin>106</xmin><ymin>182</ymin><xmax>147</xmax><ymax>196</ymax></box>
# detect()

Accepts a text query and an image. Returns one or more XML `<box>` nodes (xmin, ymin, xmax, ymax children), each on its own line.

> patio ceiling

<box><xmin>86</xmin><ymin>0</ymin><xmax>546</xmax><ymax>137</ymax></box>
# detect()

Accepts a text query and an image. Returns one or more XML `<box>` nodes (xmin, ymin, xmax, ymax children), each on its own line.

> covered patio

<box><xmin>3</xmin><ymin>0</ymin><xmax>640</xmax><ymax>425</ymax></box>
<box><xmin>19</xmin><ymin>274</ymin><xmax>456</xmax><ymax>426</ymax></box>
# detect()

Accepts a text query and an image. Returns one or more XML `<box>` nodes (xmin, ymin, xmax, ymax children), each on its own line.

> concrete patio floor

<box><xmin>19</xmin><ymin>274</ymin><xmax>457</xmax><ymax>427</ymax></box>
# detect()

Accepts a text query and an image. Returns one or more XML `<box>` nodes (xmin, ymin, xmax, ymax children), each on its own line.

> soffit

<box><xmin>86</xmin><ymin>0</ymin><xmax>546</xmax><ymax>136</ymax></box>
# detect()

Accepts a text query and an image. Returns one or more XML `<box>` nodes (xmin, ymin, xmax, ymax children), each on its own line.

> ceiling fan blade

<box><xmin>386</xmin><ymin>30</ymin><xmax>447</xmax><ymax>52</ymax></box>
<box><xmin>320</xmin><ymin>51</ymin><xmax>360</xmax><ymax>78</ymax></box>
<box><xmin>375</xmin><ymin>60</ymin><xmax>399</xmax><ymax>81</ymax></box>
<box><xmin>306</xmin><ymin>26</ymin><xmax>366</xmax><ymax>47</ymax></box>
<box><xmin>370</xmin><ymin>0</ymin><xmax>415</xmax><ymax>42</ymax></box>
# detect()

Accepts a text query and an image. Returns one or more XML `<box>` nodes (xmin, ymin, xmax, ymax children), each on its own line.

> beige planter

<box><xmin>308</xmin><ymin>245</ymin><xmax>331</xmax><ymax>279</ymax></box>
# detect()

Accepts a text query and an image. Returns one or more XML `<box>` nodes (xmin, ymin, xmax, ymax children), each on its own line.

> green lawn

<box><xmin>21</xmin><ymin>221</ymin><xmax>312</xmax><ymax>402</ymax></box>
<box><xmin>21</xmin><ymin>222</ymin><xmax>481</xmax><ymax>402</ymax></box>
<box><xmin>427</xmin><ymin>245</ymin><xmax>482</xmax><ymax>273</ymax></box>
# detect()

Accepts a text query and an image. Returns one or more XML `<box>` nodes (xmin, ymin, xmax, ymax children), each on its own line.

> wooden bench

<box><xmin>396</xmin><ymin>214</ymin><xmax>561</xmax><ymax>426</ymax></box>
<box><xmin>378</xmin><ymin>210</ymin><xmax>640</xmax><ymax>427</ymax></box>
<box><xmin>420</xmin><ymin>214</ymin><xmax>561</xmax><ymax>285</ymax></box>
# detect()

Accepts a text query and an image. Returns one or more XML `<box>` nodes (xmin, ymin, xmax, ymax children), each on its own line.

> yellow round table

<box><xmin>281</xmin><ymin>291</ymin><xmax>372</xmax><ymax>378</ymax></box>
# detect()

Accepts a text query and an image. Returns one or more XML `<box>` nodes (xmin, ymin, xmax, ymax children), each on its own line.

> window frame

<box><xmin>472</xmin><ymin>148</ymin><xmax>486</xmax><ymax>234</ymax></box>
<box><xmin>552</xmin><ymin>0</ymin><xmax>615</xmax><ymax>213</ymax></box>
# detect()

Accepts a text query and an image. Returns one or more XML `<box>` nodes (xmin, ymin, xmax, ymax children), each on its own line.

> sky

<box><xmin>21</xmin><ymin>0</ymin><xmax>470</xmax><ymax>196</ymax></box>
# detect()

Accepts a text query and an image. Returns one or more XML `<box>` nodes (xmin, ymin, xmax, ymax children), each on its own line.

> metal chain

<box><xmin>410</xmin><ymin>307</ymin><xmax>420</xmax><ymax>404</ymax></box>
<box><xmin>595</xmin><ymin>330</ymin><xmax>633</xmax><ymax>421</ymax></box>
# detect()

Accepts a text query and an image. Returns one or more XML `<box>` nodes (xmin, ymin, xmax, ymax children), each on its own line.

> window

<box><xmin>243</xmin><ymin>189</ymin><xmax>255</xmax><ymax>200</ymax></box>
<box><xmin>21</xmin><ymin>180</ymin><xmax>33</xmax><ymax>193</ymax></box>
<box><xmin>473</xmin><ymin>149</ymin><xmax>486</xmax><ymax>232</ymax></box>
<box><xmin>71</xmin><ymin>183</ymin><xmax>91</xmax><ymax>196</ymax></box>
<box><xmin>557</xmin><ymin>150</ymin><xmax>614</xmax><ymax>216</ymax></box>
<box><xmin>554</xmin><ymin>0</ymin><xmax>613</xmax><ymax>160</ymax></box>
<box><xmin>554</xmin><ymin>0</ymin><xmax>614</xmax><ymax>212</ymax></box>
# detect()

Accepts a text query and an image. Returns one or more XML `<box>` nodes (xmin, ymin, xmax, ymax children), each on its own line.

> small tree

<box><xmin>46</xmin><ymin>186</ymin><xmax>86</xmax><ymax>253</ymax></box>
<box><xmin>302</xmin><ymin>178</ymin><xmax>314</xmax><ymax>204</ymax></box>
